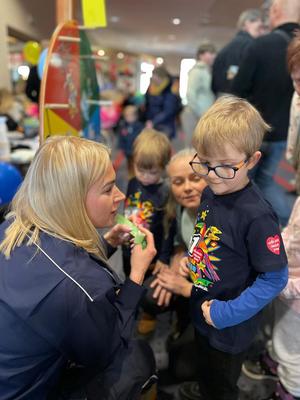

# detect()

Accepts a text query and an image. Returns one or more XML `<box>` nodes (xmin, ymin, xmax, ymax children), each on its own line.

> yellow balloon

<box><xmin>23</xmin><ymin>41</ymin><xmax>41</xmax><ymax>65</ymax></box>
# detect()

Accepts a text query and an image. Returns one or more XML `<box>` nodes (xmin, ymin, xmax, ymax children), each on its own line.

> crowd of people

<box><xmin>1</xmin><ymin>0</ymin><xmax>300</xmax><ymax>399</ymax></box>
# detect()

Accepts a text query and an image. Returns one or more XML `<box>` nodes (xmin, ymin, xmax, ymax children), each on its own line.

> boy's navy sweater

<box><xmin>188</xmin><ymin>182</ymin><xmax>288</xmax><ymax>353</ymax></box>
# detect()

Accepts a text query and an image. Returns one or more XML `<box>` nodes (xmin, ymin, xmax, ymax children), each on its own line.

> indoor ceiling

<box><xmin>84</xmin><ymin>0</ymin><xmax>264</xmax><ymax>57</ymax></box>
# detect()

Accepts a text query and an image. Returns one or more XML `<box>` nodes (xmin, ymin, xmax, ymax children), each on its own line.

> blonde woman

<box><xmin>0</xmin><ymin>136</ymin><xmax>157</xmax><ymax>400</ymax></box>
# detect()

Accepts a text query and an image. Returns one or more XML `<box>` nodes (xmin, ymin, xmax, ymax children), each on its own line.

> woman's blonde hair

<box><xmin>192</xmin><ymin>95</ymin><xmax>271</xmax><ymax>157</ymax></box>
<box><xmin>164</xmin><ymin>148</ymin><xmax>195</xmax><ymax>235</ymax></box>
<box><xmin>0</xmin><ymin>136</ymin><xmax>111</xmax><ymax>260</ymax></box>
<box><xmin>133</xmin><ymin>128</ymin><xmax>172</xmax><ymax>169</ymax></box>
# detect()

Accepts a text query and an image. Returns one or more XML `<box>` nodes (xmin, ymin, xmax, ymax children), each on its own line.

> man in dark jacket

<box><xmin>232</xmin><ymin>0</ymin><xmax>300</xmax><ymax>227</ymax></box>
<box><xmin>211</xmin><ymin>9</ymin><xmax>263</xmax><ymax>96</ymax></box>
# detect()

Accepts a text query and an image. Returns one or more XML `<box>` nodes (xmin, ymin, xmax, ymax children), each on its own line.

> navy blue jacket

<box><xmin>0</xmin><ymin>221</ymin><xmax>145</xmax><ymax>399</ymax></box>
<box><xmin>117</xmin><ymin>119</ymin><xmax>144</xmax><ymax>157</ymax></box>
<box><xmin>145</xmin><ymin>81</ymin><xmax>180</xmax><ymax>138</ymax></box>
<box><xmin>232</xmin><ymin>23</ymin><xmax>299</xmax><ymax>142</ymax></box>
<box><xmin>211</xmin><ymin>31</ymin><xmax>254</xmax><ymax>95</ymax></box>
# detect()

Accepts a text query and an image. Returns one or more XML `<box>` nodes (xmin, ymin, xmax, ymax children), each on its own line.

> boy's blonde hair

<box><xmin>0</xmin><ymin>136</ymin><xmax>111</xmax><ymax>260</ymax></box>
<box><xmin>133</xmin><ymin>128</ymin><xmax>172</xmax><ymax>169</ymax></box>
<box><xmin>192</xmin><ymin>95</ymin><xmax>271</xmax><ymax>157</ymax></box>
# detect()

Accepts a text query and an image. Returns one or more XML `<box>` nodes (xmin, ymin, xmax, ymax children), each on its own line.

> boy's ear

<box><xmin>247</xmin><ymin>151</ymin><xmax>261</xmax><ymax>170</ymax></box>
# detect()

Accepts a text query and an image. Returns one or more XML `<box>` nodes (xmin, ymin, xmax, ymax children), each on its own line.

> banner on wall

<box><xmin>39</xmin><ymin>21</ymin><xmax>101</xmax><ymax>142</ymax></box>
<box><xmin>81</xmin><ymin>0</ymin><xmax>107</xmax><ymax>28</ymax></box>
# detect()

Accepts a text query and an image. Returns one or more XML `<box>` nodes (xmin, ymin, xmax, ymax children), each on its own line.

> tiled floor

<box><xmin>135</xmin><ymin>312</ymin><xmax>277</xmax><ymax>400</ymax></box>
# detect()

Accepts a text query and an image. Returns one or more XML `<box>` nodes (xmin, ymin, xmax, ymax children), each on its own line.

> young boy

<box><xmin>122</xmin><ymin>128</ymin><xmax>171</xmax><ymax>277</ymax></box>
<box><xmin>183</xmin><ymin>95</ymin><xmax>288</xmax><ymax>400</ymax></box>
<box><xmin>117</xmin><ymin>105</ymin><xmax>144</xmax><ymax>177</ymax></box>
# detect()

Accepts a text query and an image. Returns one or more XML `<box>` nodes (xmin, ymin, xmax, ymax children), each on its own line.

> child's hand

<box><xmin>155</xmin><ymin>268</ymin><xmax>193</xmax><ymax>298</ymax></box>
<box><xmin>179</xmin><ymin>256</ymin><xmax>190</xmax><ymax>277</ymax></box>
<box><xmin>103</xmin><ymin>224</ymin><xmax>131</xmax><ymax>247</ymax></box>
<box><xmin>201</xmin><ymin>300</ymin><xmax>216</xmax><ymax>327</ymax></box>
<box><xmin>152</xmin><ymin>260</ymin><xmax>168</xmax><ymax>275</ymax></box>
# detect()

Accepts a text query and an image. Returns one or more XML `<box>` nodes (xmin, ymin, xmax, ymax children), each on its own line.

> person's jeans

<box><xmin>251</xmin><ymin>141</ymin><xmax>291</xmax><ymax>227</ymax></box>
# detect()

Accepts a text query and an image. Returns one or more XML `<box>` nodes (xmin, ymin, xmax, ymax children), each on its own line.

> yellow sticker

<box><xmin>82</xmin><ymin>0</ymin><xmax>107</xmax><ymax>28</ymax></box>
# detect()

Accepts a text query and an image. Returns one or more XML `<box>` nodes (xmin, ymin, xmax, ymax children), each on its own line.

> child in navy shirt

<box><xmin>179</xmin><ymin>96</ymin><xmax>288</xmax><ymax>400</ymax></box>
<box><xmin>117</xmin><ymin>105</ymin><xmax>144</xmax><ymax>177</ymax></box>
<box><xmin>122</xmin><ymin>128</ymin><xmax>171</xmax><ymax>277</ymax></box>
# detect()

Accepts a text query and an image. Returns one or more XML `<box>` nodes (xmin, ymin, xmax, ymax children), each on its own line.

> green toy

<box><xmin>116</xmin><ymin>214</ymin><xmax>147</xmax><ymax>249</ymax></box>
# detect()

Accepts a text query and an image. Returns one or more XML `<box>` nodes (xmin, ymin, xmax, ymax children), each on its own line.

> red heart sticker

<box><xmin>266</xmin><ymin>235</ymin><xmax>280</xmax><ymax>255</ymax></box>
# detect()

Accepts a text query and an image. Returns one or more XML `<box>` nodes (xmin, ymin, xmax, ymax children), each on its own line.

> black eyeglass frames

<box><xmin>189</xmin><ymin>154</ymin><xmax>249</xmax><ymax>180</ymax></box>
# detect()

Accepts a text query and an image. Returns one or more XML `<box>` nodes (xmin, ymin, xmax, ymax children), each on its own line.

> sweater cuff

<box><xmin>101</xmin><ymin>237</ymin><xmax>117</xmax><ymax>258</ymax></box>
<box><xmin>117</xmin><ymin>278</ymin><xmax>146</xmax><ymax>309</ymax></box>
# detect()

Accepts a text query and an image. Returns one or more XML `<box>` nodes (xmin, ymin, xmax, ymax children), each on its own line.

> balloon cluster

<box><xmin>23</xmin><ymin>41</ymin><xmax>41</xmax><ymax>65</ymax></box>
<box><xmin>23</xmin><ymin>41</ymin><xmax>48</xmax><ymax>80</ymax></box>
<box><xmin>37</xmin><ymin>48</ymin><xmax>48</xmax><ymax>80</ymax></box>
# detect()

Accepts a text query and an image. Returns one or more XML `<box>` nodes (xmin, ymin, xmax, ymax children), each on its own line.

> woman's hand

<box><xmin>201</xmin><ymin>300</ymin><xmax>215</xmax><ymax>327</ymax></box>
<box><xmin>153</xmin><ymin>268</ymin><xmax>193</xmax><ymax>298</ymax></box>
<box><xmin>169</xmin><ymin>249</ymin><xmax>185</xmax><ymax>273</ymax></box>
<box><xmin>150</xmin><ymin>281</ymin><xmax>173</xmax><ymax>307</ymax></box>
<box><xmin>179</xmin><ymin>256</ymin><xmax>190</xmax><ymax>278</ymax></box>
<box><xmin>150</xmin><ymin>263</ymin><xmax>172</xmax><ymax>306</ymax></box>
<box><xmin>103</xmin><ymin>224</ymin><xmax>131</xmax><ymax>248</ymax></box>
<box><xmin>130</xmin><ymin>226</ymin><xmax>157</xmax><ymax>285</ymax></box>
<box><xmin>156</xmin><ymin>288</ymin><xmax>172</xmax><ymax>307</ymax></box>
<box><xmin>152</xmin><ymin>260</ymin><xmax>169</xmax><ymax>275</ymax></box>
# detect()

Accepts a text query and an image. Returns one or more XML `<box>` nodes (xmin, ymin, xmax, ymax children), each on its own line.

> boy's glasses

<box><xmin>189</xmin><ymin>154</ymin><xmax>249</xmax><ymax>180</ymax></box>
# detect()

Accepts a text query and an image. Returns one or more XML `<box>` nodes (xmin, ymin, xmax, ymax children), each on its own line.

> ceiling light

<box><xmin>156</xmin><ymin>57</ymin><xmax>164</xmax><ymax>65</ymax></box>
<box><xmin>110</xmin><ymin>16</ymin><xmax>120</xmax><ymax>23</ymax></box>
<box><xmin>98</xmin><ymin>49</ymin><xmax>105</xmax><ymax>56</ymax></box>
<box><xmin>172</xmin><ymin>18</ymin><xmax>181</xmax><ymax>25</ymax></box>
